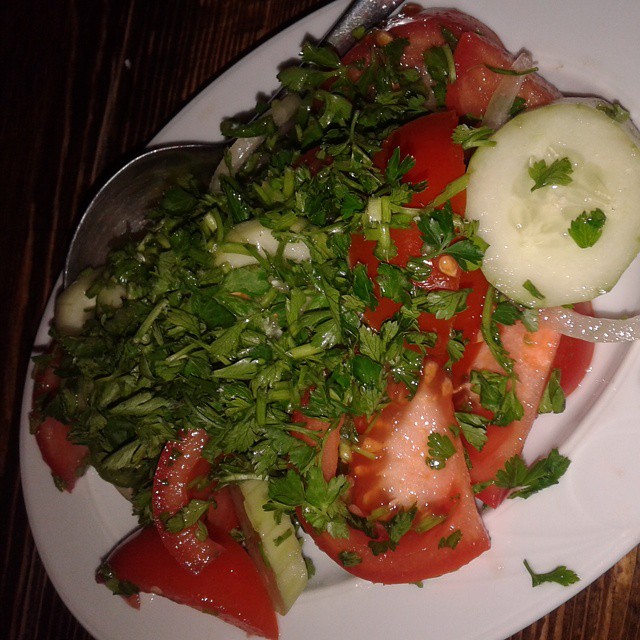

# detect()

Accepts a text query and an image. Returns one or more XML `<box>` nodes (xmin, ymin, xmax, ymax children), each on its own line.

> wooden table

<box><xmin>1</xmin><ymin>1</ymin><xmax>638</xmax><ymax>639</ymax></box>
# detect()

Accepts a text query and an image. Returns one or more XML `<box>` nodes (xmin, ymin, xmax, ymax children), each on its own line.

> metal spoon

<box><xmin>63</xmin><ymin>0</ymin><xmax>405</xmax><ymax>286</ymax></box>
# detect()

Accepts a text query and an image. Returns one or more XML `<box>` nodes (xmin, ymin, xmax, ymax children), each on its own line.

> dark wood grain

<box><xmin>1</xmin><ymin>2</ymin><xmax>638</xmax><ymax>639</ymax></box>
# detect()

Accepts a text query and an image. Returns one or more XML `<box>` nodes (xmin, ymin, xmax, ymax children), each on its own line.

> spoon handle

<box><xmin>323</xmin><ymin>0</ymin><xmax>405</xmax><ymax>56</ymax></box>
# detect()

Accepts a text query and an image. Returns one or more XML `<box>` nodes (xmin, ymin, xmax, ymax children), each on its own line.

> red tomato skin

<box><xmin>552</xmin><ymin>302</ymin><xmax>595</xmax><ymax>396</ymax></box>
<box><xmin>445</xmin><ymin>32</ymin><xmax>562</xmax><ymax>119</ymax></box>
<box><xmin>303</xmin><ymin>362</ymin><xmax>490</xmax><ymax>583</ymax></box>
<box><xmin>107</xmin><ymin>527</ymin><xmax>278</xmax><ymax>640</ymax></box>
<box><xmin>206</xmin><ymin>486</ymin><xmax>241</xmax><ymax>535</ymax></box>
<box><xmin>152</xmin><ymin>429</ymin><xmax>224</xmax><ymax>574</ymax></box>
<box><xmin>375</xmin><ymin>111</ymin><xmax>466</xmax><ymax>211</ymax></box>
<box><xmin>290</xmin><ymin>410</ymin><xmax>340</xmax><ymax>481</ymax></box>
<box><xmin>35</xmin><ymin>417</ymin><xmax>89</xmax><ymax>491</ymax></box>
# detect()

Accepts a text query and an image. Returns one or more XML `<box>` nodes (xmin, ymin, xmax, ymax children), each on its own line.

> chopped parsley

<box><xmin>528</xmin><ymin>156</ymin><xmax>574</xmax><ymax>191</ymax></box>
<box><xmin>568</xmin><ymin>208</ymin><xmax>607</xmax><ymax>248</ymax></box>
<box><xmin>523</xmin><ymin>279</ymin><xmax>545</xmax><ymax>301</ymax></box>
<box><xmin>523</xmin><ymin>559</ymin><xmax>580</xmax><ymax>587</ymax></box>
<box><xmin>438</xmin><ymin>529</ymin><xmax>462</xmax><ymax>550</ymax></box>
<box><xmin>426</xmin><ymin>432</ymin><xmax>457</xmax><ymax>469</ymax></box>
<box><xmin>452</xmin><ymin>124</ymin><xmax>497</xmax><ymax>150</ymax></box>
<box><xmin>494</xmin><ymin>449</ymin><xmax>571</xmax><ymax>499</ymax></box>
<box><xmin>539</xmin><ymin>369</ymin><xmax>565</xmax><ymax>414</ymax></box>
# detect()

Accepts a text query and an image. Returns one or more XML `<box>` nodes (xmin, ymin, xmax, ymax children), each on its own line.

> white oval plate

<box><xmin>20</xmin><ymin>1</ymin><xmax>640</xmax><ymax>639</ymax></box>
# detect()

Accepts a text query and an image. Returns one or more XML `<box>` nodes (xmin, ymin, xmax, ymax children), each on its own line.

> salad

<box><xmin>29</xmin><ymin>4</ymin><xmax>640</xmax><ymax>639</ymax></box>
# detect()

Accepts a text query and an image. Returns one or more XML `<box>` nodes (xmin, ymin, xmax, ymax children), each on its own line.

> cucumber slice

<box><xmin>234</xmin><ymin>479</ymin><xmax>308</xmax><ymax>615</ymax></box>
<box><xmin>466</xmin><ymin>100</ymin><xmax>640</xmax><ymax>307</ymax></box>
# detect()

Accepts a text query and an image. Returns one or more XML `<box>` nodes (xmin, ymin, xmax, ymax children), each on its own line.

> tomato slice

<box><xmin>302</xmin><ymin>362</ymin><xmax>489</xmax><ymax>583</ymax></box>
<box><xmin>374</xmin><ymin>110</ymin><xmax>466</xmax><ymax>211</ymax></box>
<box><xmin>445</xmin><ymin>31</ymin><xmax>562</xmax><ymax>119</ymax></box>
<box><xmin>105</xmin><ymin>526</ymin><xmax>278</xmax><ymax>640</ymax></box>
<box><xmin>152</xmin><ymin>429</ymin><xmax>224</xmax><ymax>574</ymax></box>
<box><xmin>460</xmin><ymin>321</ymin><xmax>561</xmax><ymax>507</ymax></box>
<box><xmin>35</xmin><ymin>417</ymin><xmax>89</xmax><ymax>491</ymax></box>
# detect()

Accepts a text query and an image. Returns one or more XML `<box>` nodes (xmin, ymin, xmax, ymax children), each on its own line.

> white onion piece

<box><xmin>482</xmin><ymin>51</ymin><xmax>534</xmax><ymax>130</ymax></box>
<box><xmin>210</xmin><ymin>94</ymin><xmax>301</xmax><ymax>191</ymax></box>
<box><xmin>542</xmin><ymin>306</ymin><xmax>640</xmax><ymax>342</ymax></box>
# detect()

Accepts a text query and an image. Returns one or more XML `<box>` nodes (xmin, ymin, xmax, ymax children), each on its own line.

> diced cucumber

<box><xmin>234</xmin><ymin>479</ymin><xmax>308</xmax><ymax>615</ymax></box>
<box><xmin>215</xmin><ymin>218</ymin><xmax>310</xmax><ymax>268</ymax></box>
<box><xmin>466</xmin><ymin>100</ymin><xmax>640</xmax><ymax>307</ymax></box>
<box><xmin>54</xmin><ymin>269</ymin><xmax>98</xmax><ymax>335</ymax></box>
<box><xmin>55</xmin><ymin>269</ymin><xmax>126</xmax><ymax>335</ymax></box>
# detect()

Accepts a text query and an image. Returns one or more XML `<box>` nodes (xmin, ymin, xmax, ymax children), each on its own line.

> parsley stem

<box><xmin>480</xmin><ymin>285</ymin><xmax>514</xmax><ymax>373</ymax></box>
<box><xmin>166</xmin><ymin>342</ymin><xmax>201</xmax><ymax>363</ymax></box>
<box><xmin>267</xmin><ymin>388</ymin><xmax>293</xmax><ymax>402</ymax></box>
<box><xmin>286</xmin><ymin>344</ymin><xmax>324</xmax><ymax>359</ymax></box>
<box><xmin>430</xmin><ymin>174</ymin><xmax>469</xmax><ymax>208</ymax></box>
<box><xmin>134</xmin><ymin>299</ymin><xmax>169</xmax><ymax>343</ymax></box>
<box><xmin>351</xmin><ymin>445</ymin><xmax>377</xmax><ymax>460</ymax></box>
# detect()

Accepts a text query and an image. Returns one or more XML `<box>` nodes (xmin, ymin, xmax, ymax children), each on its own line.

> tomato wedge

<box><xmin>349</xmin><ymin>111</ymin><xmax>473</xmax><ymax>365</ymax></box>
<box><xmin>303</xmin><ymin>362</ymin><xmax>489</xmax><ymax>583</ymax></box>
<box><xmin>35</xmin><ymin>417</ymin><xmax>89</xmax><ymax>491</ymax></box>
<box><xmin>105</xmin><ymin>526</ymin><xmax>278</xmax><ymax>640</ymax></box>
<box><xmin>152</xmin><ymin>429</ymin><xmax>224</xmax><ymax>574</ymax></box>
<box><xmin>445</xmin><ymin>31</ymin><xmax>561</xmax><ymax>119</ymax></box>
<box><xmin>374</xmin><ymin>110</ymin><xmax>466</xmax><ymax>211</ymax></box>
<box><xmin>461</xmin><ymin>321</ymin><xmax>561</xmax><ymax>507</ymax></box>
<box><xmin>343</xmin><ymin>7</ymin><xmax>502</xmax><ymax>72</ymax></box>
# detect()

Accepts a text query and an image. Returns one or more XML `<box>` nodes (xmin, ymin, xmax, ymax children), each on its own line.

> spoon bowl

<box><xmin>64</xmin><ymin>143</ymin><xmax>223</xmax><ymax>285</ymax></box>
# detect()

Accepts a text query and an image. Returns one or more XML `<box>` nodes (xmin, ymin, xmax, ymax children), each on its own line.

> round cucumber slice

<box><xmin>466</xmin><ymin>100</ymin><xmax>640</xmax><ymax>307</ymax></box>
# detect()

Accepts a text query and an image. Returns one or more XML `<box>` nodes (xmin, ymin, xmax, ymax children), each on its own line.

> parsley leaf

<box><xmin>495</xmin><ymin>449</ymin><xmax>571</xmax><ymax>499</ymax></box>
<box><xmin>417</xmin><ymin>289</ymin><xmax>470</xmax><ymax>320</ymax></box>
<box><xmin>455</xmin><ymin>412</ymin><xmax>489</xmax><ymax>451</ymax></box>
<box><xmin>523</xmin><ymin>279</ymin><xmax>545</xmax><ymax>301</ymax></box>
<box><xmin>426</xmin><ymin>432</ymin><xmax>457</xmax><ymax>469</ymax></box>
<box><xmin>438</xmin><ymin>529</ymin><xmax>462</xmax><ymax>549</ymax></box>
<box><xmin>423</xmin><ymin>45</ymin><xmax>455</xmax><ymax>106</ymax></box>
<box><xmin>568</xmin><ymin>208</ymin><xmax>607</xmax><ymax>248</ymax></box>
<box><xmin>539</xmin><ymin>369</ymin><xmax>565</xmax><ymax>414</ymax></box>
<box><xmin>480</xmin><ymin>285</ymin><xmax>514</xmax><ymax>373</ymax></box>
<box><xmin>339</xmin><ymin>551</ymin><xmax>363</xmax><ymax>566</ymax></box>
<box><xmin>529</xmin><ymin>157</ymin><xmax>574</xmax><ymax>191</ymax></box>
<box><xmin>523</xmin><ymin>559</ymin><xmax>580</xmax><ymax>587</ymax></box>
<box><xmin>452</xmin><ymin>124</ymin><xmax>496</xmax><ymax>150</ymax></box>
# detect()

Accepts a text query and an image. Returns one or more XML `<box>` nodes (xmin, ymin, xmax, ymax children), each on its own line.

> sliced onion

<box><xmin>482</xmin><ymin>51</ymin><xmax>534</xmax><ymax>130</ymax></box>
<box><xmin>210</xmin><ymin>94</ymin><xmax>301</xmax><ymax>191</ymax></box>
<box><xmin>542</xmin><ymin>306</ymin><xmax>640</xmax><ymax>342</ymax></box>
